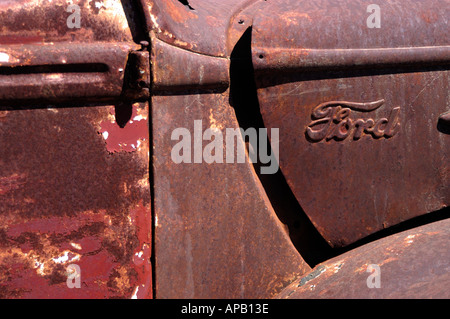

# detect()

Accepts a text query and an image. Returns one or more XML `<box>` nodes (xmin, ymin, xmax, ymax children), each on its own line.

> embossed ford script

<box><xmin>306</xmin><ymin>99</ymin><xmax>400</xmax><ymax>142</ymax></box>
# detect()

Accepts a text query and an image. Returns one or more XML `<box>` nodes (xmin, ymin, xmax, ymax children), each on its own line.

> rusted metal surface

<box><xmin>251</xmin><ymin>0</ymin><xmax>449</xmax><ymax>50</ymax></box>
<box><xmin>0</xmin><ymin>0</ymin><xmax>133</xmax><ymax>44</ymax></box>
<box><xmin>0</xmin><ymin>1</ymin><xmax>152</xmax><ymax>104</ymax></box>
<box><xmin>150</xmin><ymin>34</ymin><xmax>229</xmax><ymax>92</ymax></box>
<box><xmin>122</xmin><ymin>45</ymin><xmax>151</xmax><ymax>101</ymax></box>
<box><xmin>152</xmin><ymin>91</ymin><xmax>310</xmax><ymax>298</ymax></box>
<box><xmin>0</xmin><ymin>102</ymin><xmax>151</xmax><ymax>298</ymax></box>
<box><xmin>146</xmin><ymin>0</ymin><xmax>311</xmax><ymax>299</ymax></box>
<box><xmin>253</xmin><ymin>46</ymin><xmax>450</xmax><ymax>72</ymax></box>
<box><xmin>141</xmin><ymin>0</ymin><xmax>261</xmax><ymax>57</ymax></box>
<box><xmin>276</xmin><ymin>218</ymin><xmax>450</xmax><ymax>298</ymax></box>
<box><xmin>251</xmin><ymin>0</ymin><xmax>450</xmax><ymax>247</ymax></box>
<box><xmin>0</xmin><ymin>43</ymin><xmax>139</xmax><ymax>103</ymax></box>
<box><xmin>1</xmin><ymin>0</ymin><xmax>448</xmax><ymax>300</ymax></box>
<box><xmin>0</xmin><ymin>0</ymin><xmax>152</xmax><ymax>298</ymax></box>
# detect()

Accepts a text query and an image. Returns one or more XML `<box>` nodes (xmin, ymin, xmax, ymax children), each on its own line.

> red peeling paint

<box><xmin>98</xmin><ymin>106</ymin><xmax>148</xmax><ymax>153</ymax></box>
<box><xmin>1</xmin><ymin>103</ymin><xmax>151</xmax><ymax>299</ymax></box>
<box><xmin>130</xmin><ymin>201</ymin><xmax>152</xmax><ymax>245</ymax></box>
<box><xmin>131</xmin><ymin>201</ymin><xmax>152</xmax><ymax>299</ymax></box>
<box><xmin>6</xmin><ymin>211</ymin><xmax>106</xmax><ymax>237</ymax></box>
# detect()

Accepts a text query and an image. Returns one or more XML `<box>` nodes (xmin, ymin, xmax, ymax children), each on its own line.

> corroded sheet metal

<box><xmin>0</xmin><ymin>42</ymin><xmax>138</xmax><ymax>103</ymax></box>
<box><xmin>0</xmin><ymin>0</ymin><xmax>152</xmax><ymax>298</ymax></box>
<box><xmin>141</xmin><ymin>0</ymin><xmax>261</xmax><ymax>57</ymax></box>
<box><xmin>0</xmin><ymin>0</ymin><xmax>133</xmax><ymax>44</ymax></box>
<box><xmin>251</xmin><ymin>0</ymin><xmax>449</xmax><ymax>50</ymax></box>
<box><xmin>0</xmin><ymin>0</ymin><xmax>146</xmax><ymax>104</ymax></box>
<box><xmin>276</xmin><ymin>218</ymin><xmax>450</xmax><ymax>298</ymax></box>
<box><xmin>150</xmin><ymin>35</ymin><xmax>229</xmax><ymax>92</ymax></box>
<box><xmin>146</xmin><ymin>0</ymin><xmax>310</xmax><ymax>298</ymax></box>
<box><xmin>251</xmin><ymin>0</ymin><xmax>450</xmax><ymax>247</ymax></box>
<box><xmin>0</xmin><ymin>102</ymin><xmax>151</xmax><ymax>298</ymax></box>
<box><xmin>152</xmin><ymin>92</ymin><xmax>310</xmax><ymax>298</ymax></box>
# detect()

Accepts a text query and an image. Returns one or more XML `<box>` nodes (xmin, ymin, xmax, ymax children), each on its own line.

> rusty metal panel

<box><xmin>150</xmin><ymin>34</ymin><xmax>229</xmax><ymax>92</ymax></box>
<box><xmin>251</xmin><ymin>0</ymin><xmax>450</xmax><ymax>247</ymax></box>
<box><xmin>0</xmin><ymin>0</ymin><xmax>152</xmax><ymax>298</ymax></box>
<box><xmin>0</xmin><ymin>102</ymin><xmax>151</xmax><ymax>298</ymax></box>
<box><xmin>251</xmin><ymin>0</ymin><xmax>449</xmax><ymax>50</ymax></box>
<box><xmin>1</xmin><ymin>0</ymin><xmax>447</xmax><ymax>300</ymax></box>
<box><xmin>276</xmin><ymin>218</ymin><xmax>450</xmax><ymax>299</ymax></box>
<box><xmin>146</xmin><ymin>0</ymin><xmax>311</xmax><ymax>299</ymax></box>
<box><xmin>152</xmin><ymin>91</ymin><xmax>310</xmax><ymax>299</ymax></box>
<box><xmin>0</xmin><ymin>1</ymin><xmax>149</xmax><ymax>104</ymax></box>
<box><xmin>141</xmin><ymin>0</ymin><xmax>261</xmax><ymax>57</ymax></box>
<box><xmin>0</xmin><ymin>0</ymin><xmax>134</xmax><ymax>44</ymax></box>
<box><xmin>0</xmin><ymin>43</ymin><xmax>138</xmax><ymax>103</ymax></box>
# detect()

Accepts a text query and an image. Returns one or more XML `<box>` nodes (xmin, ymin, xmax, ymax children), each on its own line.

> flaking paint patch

<box><xmin>1</xmin><ymin>104</ymin><xmax>151</xmax><ymax>298</ymax></box>
<box><xmin>161</xmin><ymin>30</ymin><xmax>192</xmax><ymax>49</ymax></box>
<box><xmin>0</xmin><ymin>239</ymin><xmax>80</xmax><ymax>278</ymax></box>
<box><xmin>281</xmin><ymin>12</ymin><xmax>312</xmax><ymax>25</ymax></box>
<box><xmin>52</xmin><ymin>250</ymin><xmax>81</xmax><ymax>264</ymax></box>
<box><xmin>129</xmin><ymin>201</ymin><xmax>152</xmax><ymax>299</ymax></box>
<box><xmin>70</xmin><ymin>242</ymin><xmax>82</xmax><ymax>250</ymax></box>
<box><xmin>98</xmin><ymin>104</ymin><xmax>148</xmax><ymax>153</ymax></box>
<box><xmin>330</xmin><ymin>261</ymin><xmax>344</xmax><ymax>274</ymax></box>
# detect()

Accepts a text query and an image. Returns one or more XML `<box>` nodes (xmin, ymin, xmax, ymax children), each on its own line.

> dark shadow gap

<box><xmin>178</xmin><ymin>0</ymin><xmax>195</xmax><ymax>10</ymax></box>
<box><xmin>332</xmin><ymin>206</ymin><xmax>450</xmax><ymax>259</ymax></box>
<box><xmin>114</xmin><ymin>102</ymin><xmax>132</xmax><ymax>128</ymax></box>
<box><xmin>437</xmin><ymin>112</ymin><xmax>450</xmax><ymax>135</ymax></box>
<box><xmin>120</xmin><ymin>0</ymin><xmax>149</xmax><ymax>44</ymax></box>
<box><xmin>229</xmin><ymin>27</ymin><xmax>334</xmax><ymax>267</ymax></box>
<box><xmin>120</xmin><ymin>0</ymin><xmax>156</xmax><ymax>299</ymax></box>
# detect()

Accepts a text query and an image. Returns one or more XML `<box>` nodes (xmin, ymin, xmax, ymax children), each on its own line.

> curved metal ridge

<box><xmin>275</xmin><ymin>217</ymin><xmax>450</xmax><ymax>299</ymax></box>
<box><xmin>150</xmin><ymin>35</ymin><xmax>230</xmax><ymax>93</ymax></box>
<box><xmin>0</xmin><ymin>42</ymin><xmax>138</xmax><ymax>102</ymax></box>
<box><xmin>253</xmin><ymin>46</ymin><xmax>450</xmax><ymax>71</ymax></box>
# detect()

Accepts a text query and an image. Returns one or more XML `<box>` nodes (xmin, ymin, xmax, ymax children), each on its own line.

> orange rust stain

<box><xmin>354</xmin><ymin>263</ymin><xmax>369</xmax><ymax>274</ymax></box>
<box><xmin>164</xmin><ymin>0</ymin><xmax>198</xmax><ymax>24</ymax></box>
<box><xmin>421</xmin><ymin>11</ymin><xmax>438</xmax><ymax>24</ymax></box>
<box><xmin>281</xmin><ymin>12</ymin><xmax>312</xmax><ymax>25</ymax></box>
<box><xmin>113</xmin><ymin>266</ymin><xmax>131</xmax><ymax>292</ymax></box>
<box><xmin>379</xmin><ymin>257</ymin><xmax>398</xmax><ymax>266</ymax></box>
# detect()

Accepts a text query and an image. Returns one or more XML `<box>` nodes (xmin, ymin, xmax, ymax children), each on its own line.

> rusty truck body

<box><xmin>0</xmin><ymin>0</ymin><xmax>448</xmax><ymax>299</ymax></box>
